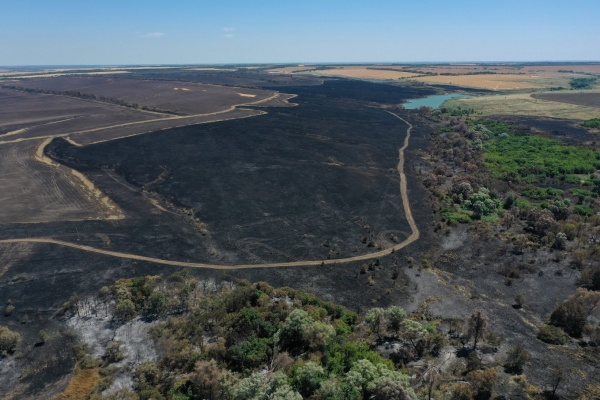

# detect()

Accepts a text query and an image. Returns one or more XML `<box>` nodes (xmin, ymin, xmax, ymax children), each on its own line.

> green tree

<box><xmin>291</xmin><ymin>361</ymin><xmax>326</xmax><ymax>397</ymax></box>
<box><xmin>115</xmin><ymin>299</ymin><xmax>136</xmax><ymax>321</ymax></box>
<box><xmin>402</xmin><ymin>320</ymin><xmax>429</xmax><ymax>355</ymax></box>
<box><xmin>275</xmin><ymin>309</ymin><xmax>314</xmax><ymax>352</ymax></box>
<box><xmin>385</xmin><ymin>306</ymin><xmax>407</xmax><ymax>336</ymax></box>
<box><xmin>233</xmin><ymin>372</ymin><xmax>269</xmax><ymax>400</ymax></box>
<box><xmin>345</xmin><ymin>359</ymin><xmax>415</xmax><ymax>399</ymax></box>
<box><xmin>549</xmin><ymin>301</ymin><xmax>587</xmax><ymax>337</ymax></box>
<box><xmin>365</xmin><ymin>308</ymin><xmax>385</xmax><ymax>338</ymax></box>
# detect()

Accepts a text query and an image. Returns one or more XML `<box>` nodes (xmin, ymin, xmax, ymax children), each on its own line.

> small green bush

<box><xmin>581</xmin><ymin>118</ymin><xmax>600</xmax><ymax>129</ymax></box>
<box><xmin>522</xmin><ymin>187</ymin><xmax>563</xmax><ymax>200</ymax></box>
<box><xmin>573</xmin><ymin>205</ymin><xmax>595</xmax><ymax>217</ymax></box>
<box><xmin>537</xmin><ymin>325</ymin><xmax>570</xmax><ymax>345</ymax></box>
<box><xmin>0</xmin><ymin>326</ymin><xmax>20</xmax><ymax>354</ymax></box>
<box><xmin>441</xmin><ymin>209</ymin><xmax>471</xmax><ymax>224</ymax></box>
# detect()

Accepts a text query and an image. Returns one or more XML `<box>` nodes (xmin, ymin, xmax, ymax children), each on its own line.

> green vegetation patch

<box><xmin>484</xmin><ymin>135</ymin><xmax>600</xmax><ymax>183</ymax></box>
<box><xmin>99</xmin><ymin>274</ymin><xmax>418</xmax><ymax>400</ymax></box>
<box><xmin>537</xmin><ymin>325</ymin><xmax>571</xmax><ymax>345</ymax></box>
<box><xmin>570</xmin><ymin>77</ymin><xmax>597</xmax><ymax>90</ymax></box>
<box><xmin>570</xmin><ymin>188</ymin><xmax>597</xmax><ymax>199</ymax></box>
<box><xmin>466</xmin><ymin>119</ymin><xmax>511</xmax><ymax>137</ymax></box>
<box><xmin>521</xmin><ymin>187</ymin><xmax>563</xmax><ymax>200</ymax></box>
<box><xmin>440</xmin><ymin>208</ymin><xmax>471</xmax><ymax>225</ymax></box>
<box><xmin>573</xmin><ymin>205</ymin><xmax>595</xmax><ymax>216</ymax></box>
<box><xmin>581</xmin><ymin>118</ymin><xmax>600</xmax><ymax>129</ymax></box>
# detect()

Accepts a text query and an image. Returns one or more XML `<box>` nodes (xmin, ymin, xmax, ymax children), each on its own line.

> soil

<box><xmin>14</xmin><ymin>76</ymin><xmax>277</xmax><ymax>115</ymax></box>
<box><xmin>45</xmin><ymin>80</ymin><xmax>435</xmax><ymax>265</ymax></box>
<box><xmin>532</xmin><ymin>92</ymin><xmax>600</xmax><ymax>108</ymax></box>
<box><xmin>112</xmin><ymin>68</ymin><xmax>324</xmax><ymax>88</ymax></box>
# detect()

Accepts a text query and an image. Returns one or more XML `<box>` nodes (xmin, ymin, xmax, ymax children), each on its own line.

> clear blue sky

<box><xmin>2</xmin><ymin>0</ymin><xmax>599</xmax><ymax>66</ymax></box>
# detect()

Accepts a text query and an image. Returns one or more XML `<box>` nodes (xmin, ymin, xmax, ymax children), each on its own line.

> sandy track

<box><xmin>0</xmin><ymin>112</ymin><xmax>419</xmax><ymax>269</ymax></box>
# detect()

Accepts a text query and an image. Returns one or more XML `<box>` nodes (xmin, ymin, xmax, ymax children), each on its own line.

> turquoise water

<box><xmin>403</xmin><ymin>93</ymin><xmax>471</xmax><ymax>109</ymax></box>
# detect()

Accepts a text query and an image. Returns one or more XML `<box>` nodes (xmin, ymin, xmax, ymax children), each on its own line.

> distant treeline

<box><xmin>367</xmin><ymin>67</ymin><xmax>525</xmax><ymax>77</ymax></box>
<box><xmin>1</xmin><ymin>84</ymin><xmax>186</xmax><ymax>115</ymax></box>
<box><xmin>569</xmin><ymin>77</ymin><xmax>597</xmax><ymax>89</ymax></box>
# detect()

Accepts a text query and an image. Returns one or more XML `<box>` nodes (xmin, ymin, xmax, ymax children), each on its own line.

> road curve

<box><xmin>0</xmin><ymin>112</ymin><xmax>420</xmax><ymax>269</ymax></box>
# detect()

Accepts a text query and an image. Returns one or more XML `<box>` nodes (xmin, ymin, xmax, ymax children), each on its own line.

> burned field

<box><xmin>0</xmin><ymin>139</ymin><xmax>122</xmax><ymax>224</ymax></box>
<box><xmin>13</xmin><ymin>75</ymin><xmax>276</xmax><ymax>115</ymax></box>
<box><xmin>48</xmin><ymin>80</ymin><xmax>434</xmax><ymax>264</ymax></box>
<box><xmin>532</xmin><ymin>91</ymin><xmax>600</xmax><ymax>108</ymax></box>
<box><xmin>115</xmin><ymin>67</ymin><xmax>324</xmax><ymax>87</ymax></box>
<box><xmin>0</xmin><ymin>87</ymin><xmax>160</xmax><ymax>139</ymax></box>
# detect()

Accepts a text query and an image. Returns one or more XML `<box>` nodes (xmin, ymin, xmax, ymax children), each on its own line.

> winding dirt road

<box><xmin>0</xmin><ymin>112</ymin><xmax>419</xmax><ymax>269</ymax></box>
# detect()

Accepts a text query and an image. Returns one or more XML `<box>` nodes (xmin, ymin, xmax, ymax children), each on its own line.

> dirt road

<box><xmin>0</xmin><ymin>112</ymin><xmax>419</xmax><ymax>269</ymax></box>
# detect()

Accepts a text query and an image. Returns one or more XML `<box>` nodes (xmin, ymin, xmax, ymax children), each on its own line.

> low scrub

<box><xmin>537</xmin><ymin>324</ymin><xmax>571</xmax><ymax>345</ymax></box>
<box><xmin>0</xmin><ymin>326</ymin><xmax>20</xmax><ymax>355</ymax></box>
<box><xmin>581</xmin><ymin>118</ymin><xmax>600</xmax><ymax>129</ymax></box>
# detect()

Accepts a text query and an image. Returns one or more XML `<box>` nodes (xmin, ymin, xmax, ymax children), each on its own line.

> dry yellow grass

<box><xmin>236</xmin><ymin>92</ymin><xmax>256</xmax><ymax>98</ymax></box>
<box><xmin>310</xmin><ymin>67</ymin><xmax>418</xmax><ymax>80</ymax></box>
<box><xmin>51</xmin><ymin>367</ymin><xmax>100</xmax><ymax>400</ymax></box>
<box><xmin>414</xmin><ymin>74</ymin><xmax>541</xmax><ymax>90</ymax></box>
<box><xmin>444</xmin><ymin>93</ymin><xmax>600</xmax><ymax>120</ymax></box>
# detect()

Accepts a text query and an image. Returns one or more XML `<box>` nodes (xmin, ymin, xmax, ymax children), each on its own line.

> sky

<box><xmin>1</xmin><ymin>0</ymin><xmax>599</xmax><ymax>66</ymax></box>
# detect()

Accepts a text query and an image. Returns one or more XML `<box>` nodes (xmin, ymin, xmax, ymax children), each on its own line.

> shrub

<box><xmin>537</xmin><ymin>325</ymin><xmax>571</xmax><ymax>345</ymax></box>
<box><xmin>103</xmin><ymin>341</ymin><xmax>126</xmax><ymax>364</ymax></box>
<box><xmin>504</xmin><ymin>345</ymin><xmax>528</xmax><ymax>373</ymax></box>
<box><xmin>0</xmin><ymin>326</ymin><xmax>20</xmax><ymax>354</ymax></box>
<box><xmin>441</xmin><ymin>209</ymin><xmax>471</xmax><ymax>224</ymax></box>
<box><xmin>515</xmin><ymin>294</ymin><xmax>525</xmax><ymax>308</ymax></box>
<box><xmin>38</xmin><ymin>330</ymin><xmax>48</xmax><ymax>344</ymax></box>
<box><xmin>581</xmin><ymin>118</ymin><xmax>600</xmax><ymax>129</ymax></box>
<box><xmin>365</xmin><ymin>308</ymin><xmax>385</xmax><ymax>338</ymax></box>
<box><xmin>115</xmin><ymin>299</ymin><xmax>136</xmax><ymax>321</ymax></box>
<box><xmin>385</xmin><ymin>306</ymin><xmax>407</xmax><ymax>336</ymax></box>
<box><xmin>467</xmin><ymin>369</ymin><xmax>497</xmax><ymax>400</ymax></box>
<box><xmin>550</xmin><ymin>301</ymin><xmax>587</xmax><ymax>337</ymax></box>
<box><xmin>573</xmin><ymin>205</ymin><xmax>594</xmax><ymax>217</ymax></box>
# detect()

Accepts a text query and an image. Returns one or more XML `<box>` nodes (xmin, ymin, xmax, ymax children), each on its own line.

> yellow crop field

<box><xmin>414</xmin><ymin>74</ymin><xmax>541</xmax><ymax>90</ymax></box>
<box><xmin>310</xmin><ymin>67</ymin><xmax>419</xmax><ymax>80</ymax></box>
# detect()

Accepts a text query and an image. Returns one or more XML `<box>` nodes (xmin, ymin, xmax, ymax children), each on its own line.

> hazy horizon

<box><xmin>2</xmin><ymin>0</ymin><xmax>599</xmax><ymax>66</ymax></box>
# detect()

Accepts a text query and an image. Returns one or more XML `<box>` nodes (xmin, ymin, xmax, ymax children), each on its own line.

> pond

<box><xmin>403</xmin><ymin>93</ymin><xmax>471</xmax><ymax>109</ymax></box>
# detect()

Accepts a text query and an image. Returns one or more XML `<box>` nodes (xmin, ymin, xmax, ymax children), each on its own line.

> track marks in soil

<box><xmin>0</xmin><ymin>139</ymin><xmax>122</xmax><ymax>223</ymax></box>
<box><xmin>0</xmin><ymin>242</ymin><xmax>33</xmax><ymax>278</ymax></box>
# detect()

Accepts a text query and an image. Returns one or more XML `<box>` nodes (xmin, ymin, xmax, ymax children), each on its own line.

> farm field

<box><xmin>13</xmin><ymin>76</ymin><xmax>276</xmax><ymax>115</ymax></box>
<box><xmin>305</xmin><ymin>66</ymin><xmax>419</xmax><ymax>80</ymax></box>
<box><xmin>267</xmin><ymin>65</ymin><xmax>321</xmax><ymax>73</ymax></box>
<box><xmin>0</xmin><ymin>87</ymin><xmax>160</xmax><ymax>137</ymax></box>
<box><xmin>444</xmin><ymin>92</ymin><xmax>600</xmax><ymax>119</ymax></box>
<box><xmin>117</xmin><ymin>68</ymin><xmax>324</xmax><ymax>87</ymax></box>
<box><xmin>48</xmin><ymin>80</ymin><xmax>433</xmax><ymax>264</ymax></box>
<box><xmin>413</xmin><ymin>73</ymin><xmax>542</xmax><ymax>90</ymax></box>
<box><xmin>0</xmin><ymin>139</ymin><xmax>122</xmax><ymax>223</ymax></box>
<box><xmin>531</xmin><ymin>91</ymin><xmax>600</xmax><ymax>108</ymax></box>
